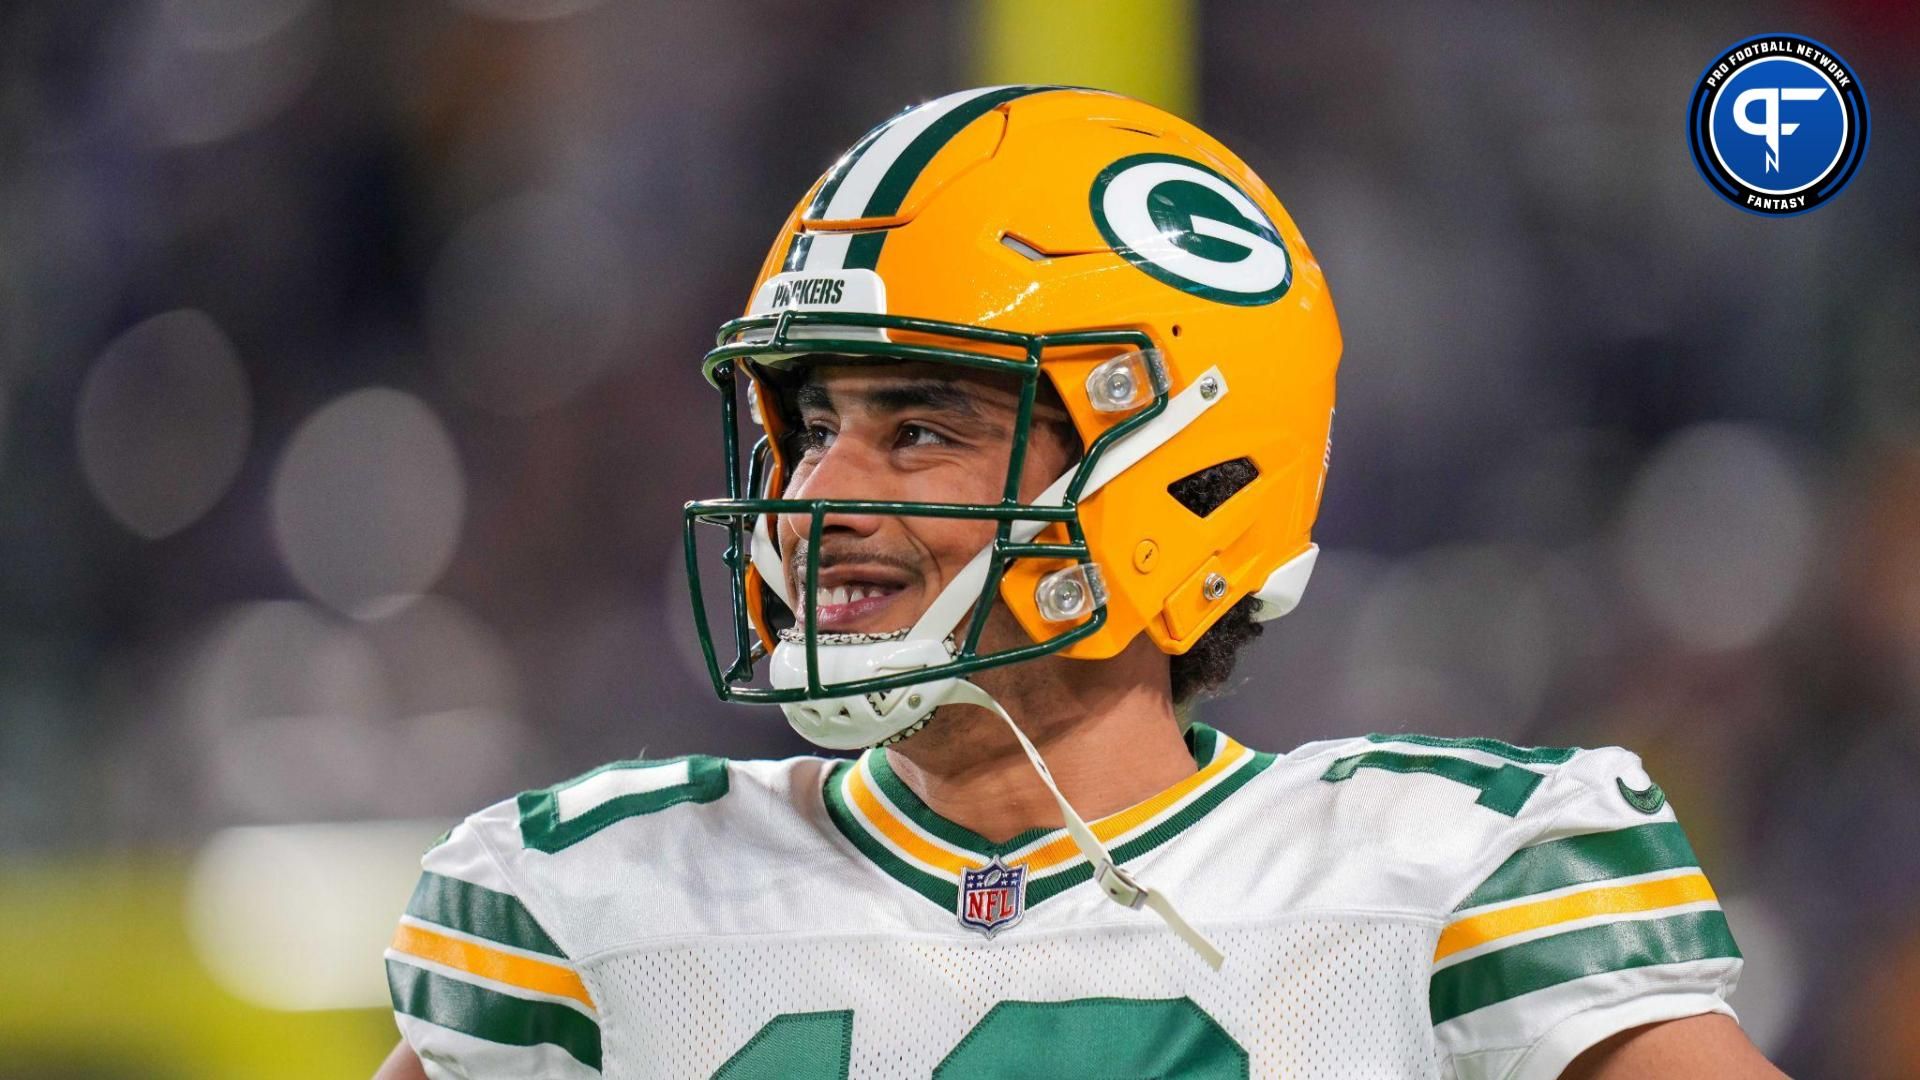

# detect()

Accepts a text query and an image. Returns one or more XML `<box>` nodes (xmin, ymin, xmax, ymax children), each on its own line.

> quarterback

<box><xmin>376</xmin><ymin>88</ymin><xmax>1783</xmax><ymax>1078</ymax></box>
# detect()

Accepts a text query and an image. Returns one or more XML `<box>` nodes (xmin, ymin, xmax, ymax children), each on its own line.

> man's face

<box><xmin>775</xmin><ymin>362</ymin><xmax>1075</xmax><ymax>636</ymax></box>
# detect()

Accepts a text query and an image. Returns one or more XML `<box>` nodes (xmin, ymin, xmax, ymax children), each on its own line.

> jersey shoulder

<box><xmin>471</xmin><ymin>752</ymin><xmax>846</xmax><ymax>952</ymax></box>
<box><xmin>1259</xmin><ymin>732</ymin><xmax>1696</xmax><ymax>916</ymax></box>
<box><xmin>384</xmin><ymin>753</ymin><xmax>844</xmax><ymax>1077</ymax></box>
<box><xmin>1268</xmin><ymin>732</ymin><xmax>1740</xmax><ymax>1080</ymax></box>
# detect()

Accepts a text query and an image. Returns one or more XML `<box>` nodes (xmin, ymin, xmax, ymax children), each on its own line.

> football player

<box><xmin>376</xmin><ymin>87</ymin><xmax>1784</xmax><ymax>1078</ymax></box>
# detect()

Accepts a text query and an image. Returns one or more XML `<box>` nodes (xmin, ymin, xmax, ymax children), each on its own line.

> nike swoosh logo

<box><xmin>1616</xmin><ymin>777</ymin><xmax>1667</xmax><ymax>815</ymax></box>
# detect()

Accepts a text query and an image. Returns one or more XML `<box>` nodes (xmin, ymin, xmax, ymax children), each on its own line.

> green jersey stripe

<box><xmin>1025</xmin><ymin>748</ymin><xmax>1276</xmax><ymax>905</ymax></box>
<box><xmin>1363</xmin><ymin>732</ymin><xmax>1578</xmax><ymax>764</ymax></box>
<box><xmin>406</xmin><ymin>872</ymin><xmax>565</xmax><ymax>959</ymax></box>
<box><xmin>1188</xmin><ymin>724</ymin><xmax>1221</xmax><ymax>767</ymax></box>
<box><xmin>1429</xmin><ymin>909</ymin><xmax>1740</xmax><ymax>1024</ymax></box>
<box><xmin>1457</xmin><ymin>823</ymin><xmax>1701</xmax><ymax>911</ymax></box>
<box><xmin>842</xmin><ymin>85</ymin><xmax>1066</xmax><ymax>271</ymax></box>
<box><xmin>388</xmin><ymin>958</ymin><xmax>602</xmax><ymax>1071</ymax></box>
<box><xmin>821</xmin><ymin>760</ymin><xmax>959</xmax><ymax>910</ymax></box>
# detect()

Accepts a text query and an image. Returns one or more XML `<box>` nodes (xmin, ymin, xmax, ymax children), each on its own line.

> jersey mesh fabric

<box><xmin>585</xmin><ymin>917</ymin><xmax>1447</xmax><ymax>1078</ymax></box>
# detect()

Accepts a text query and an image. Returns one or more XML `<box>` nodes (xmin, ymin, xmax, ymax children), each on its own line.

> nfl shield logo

<box><xmin>958</xmin><ymin>856</ymin><xmax>1027</xmax><ymax>937</ymax></box>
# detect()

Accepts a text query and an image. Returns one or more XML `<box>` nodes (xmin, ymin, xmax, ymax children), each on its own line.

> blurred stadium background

<box><xmin>1</xmin><ymin>0</ymin><xmax>1915</xmax><ymax>1075</ymax></box>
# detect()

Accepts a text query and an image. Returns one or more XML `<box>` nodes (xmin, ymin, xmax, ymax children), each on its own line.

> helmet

<box><xmin>685</xmin><ymin>86</ymin><xmax>1341</xmax><ymax>751</ymax></box>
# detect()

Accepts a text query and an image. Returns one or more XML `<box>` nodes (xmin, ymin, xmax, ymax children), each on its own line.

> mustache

<box><xmin>786</xmin><ymin>539</ymin><xmax>923</xmax><ymax>587</ymax></box>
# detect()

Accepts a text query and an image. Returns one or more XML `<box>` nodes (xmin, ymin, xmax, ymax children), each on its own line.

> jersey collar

<box><xmin>822</xmin><ymin>722</ymin><xmax>1275</xmax><ymax>913</ymax></box>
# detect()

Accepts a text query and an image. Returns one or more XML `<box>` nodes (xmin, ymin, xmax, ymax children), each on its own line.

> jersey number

<box><xmin>517</xmin><ymin>756</ymin><xmax>729</xmax><ymax>853</ymax></box>
<box><xmin>1319</xmin><ymin>735</ymin><xmax>1576</xmax><ymax>818</ymax></box>
<box><xmin>712</xmin><ymin>998</ymin><xmax>1247</xmax><ymax>1079</ymax></box>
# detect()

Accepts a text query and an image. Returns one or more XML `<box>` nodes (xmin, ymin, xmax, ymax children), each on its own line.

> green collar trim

<box><xmin>821</xmin><ymin>723</ymin><xmax>1271</xmax><ymax>913</ymax></box>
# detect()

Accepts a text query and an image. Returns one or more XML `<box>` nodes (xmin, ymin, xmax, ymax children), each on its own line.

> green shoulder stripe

<box><xmin>1323</xmin><ymin>750</ymin><xmax>1545</xmax><ymax>818</ymax></box>
<box><xmin>1429</xmin><ymin>909</ymin><xmax>1739</xmax><ymax>1024</ymax></box>
<box><xmin>1458</xmin><ymin>822</ymin><xmax>1700</xmax><ymax>911</ymax></box>
<box><xmin>518</xmin><ymin>755</ymin><xmax>729</xmax><ymax>854</ymax></box>
<box><xmin>1364</xmin><ymin>732</ymin><xmax>1578</xmax><ymax>764</ymax></box>
<box><xmin>407</xmin><ymin>871</ymin><xmax>564</xmax><ymax>959</ymax></box>
<box><xmin>388</xmin><ymin>958</ymin><xmax>602</xmax><ymax>1071</ymax></box>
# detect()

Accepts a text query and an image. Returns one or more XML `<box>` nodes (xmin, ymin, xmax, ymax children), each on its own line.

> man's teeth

<box><xmin>815</xmin><ymin>585</ymin><xmax>884</xmax><ymax>607</ymax></box>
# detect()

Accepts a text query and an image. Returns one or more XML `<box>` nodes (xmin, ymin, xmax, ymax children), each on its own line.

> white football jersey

<box><xmin>385</xmin><ymin>725</ymin><xmax>1740</xmax><ymax>1079</ymax></box>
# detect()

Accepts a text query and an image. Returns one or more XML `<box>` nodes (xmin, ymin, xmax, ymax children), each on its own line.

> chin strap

<box><xmin>944</xmin><ymin>681</ymin><xmax>1225</xmax><ymax>971</ymax></box>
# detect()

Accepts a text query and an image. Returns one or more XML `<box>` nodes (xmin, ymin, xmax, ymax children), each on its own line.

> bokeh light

<box><xmin>113</xmin><ymin>0</ymin><xmax>328</xmax><ymax>147</ymax></box>
<box><xmin>271</xmin><ymin>389</ymin><xmax>467</xmax><ymax>617</ymax></box>
<box><xmin>187</xmin><ymin>820</ymin><xmax>441</xmax><ymax>1011</ymax></box>
<box><xmin>186</xmin><ymin>600</ymin><xmax>391</xmax><ymax>821</ymax></box>
<box><xmin>361</xmin><ymin>594</ymin><xmax>529</xmax><ymax>818</ymax></box>
<box><xmin>1343</xmin><ymin>545</ymin><xmax>1557</xmax><ymax>735</ymax></box>
<box><xmin>183</xmin><ymin>594</ymin><xmax>525</xmax><ymax>822</ymax></box>
<box><xmin>76</xmin><ymin>310</ymin><xmax>252</xmax><ymax>539</ymax></box>
<box><xmin>1618</xmin><ymin>423</ymin><xmax>1818</xmax><ymax>653</ymax></box>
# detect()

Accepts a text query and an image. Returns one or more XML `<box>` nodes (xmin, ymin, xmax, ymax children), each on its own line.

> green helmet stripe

<box><xmin>841</xmin><ymin>84</ymin><xmax>1067</xmax><ymax>271</ymax></box>
<box><xmin>779</xmin><ymin>100</ymin><xmax>912</xmax><ymax>272</ymax></box>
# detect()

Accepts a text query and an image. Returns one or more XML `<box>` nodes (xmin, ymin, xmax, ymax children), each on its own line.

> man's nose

<box><xmin>784</xmin><ymin>437</ymin><xmax>890</xmax><ymax>539</ymax></box>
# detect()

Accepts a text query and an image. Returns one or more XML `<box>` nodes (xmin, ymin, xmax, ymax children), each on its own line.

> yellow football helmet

<box><xmin>685</xmin><ymin>85</ymin><xmax>1341</xmax><ymax>751</ymax></box>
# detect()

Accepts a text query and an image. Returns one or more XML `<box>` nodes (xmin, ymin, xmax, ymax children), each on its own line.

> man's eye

<box><xmin>795</xmin><ymin>422</ymin><xmax>835</xmax><ymax>455</ymax></box>
<box><xmin>896</xmin><ymin>423</ymin><xmax>950</xmax><ymax>449</ymax></box>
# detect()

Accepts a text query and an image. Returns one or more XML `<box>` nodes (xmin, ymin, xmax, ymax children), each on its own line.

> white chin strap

<box><xmin>946</xmin><ymin>680</ymin><xmax>1225</xmax><ymax>969</ymax></box>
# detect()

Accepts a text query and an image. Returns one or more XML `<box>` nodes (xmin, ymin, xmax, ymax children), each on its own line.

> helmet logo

<box><xmin>1090</xmin><ymin>153</ymin><xmax>1292</xmax><ymax>306</ymax></box>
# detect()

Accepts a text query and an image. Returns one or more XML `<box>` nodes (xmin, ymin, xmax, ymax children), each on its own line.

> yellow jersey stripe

<box><xmin>390</xmin><ymin>922</ymin><xmax>595</xmax><ymax>1010</ymax></box>
<box><xmin>1434</xmin><ymin>871</ymin><xmax>1717</xmax><ymax>963</ymax></box>
<box><xmin>845</xmin><ymin>762</ymin><xmax>977</xmax><ymax>876</ymax></box>
<box><xmin>1015</xmin><ymin>739</ymin><xmax>1248</xmax><ymax>873</ymax></box>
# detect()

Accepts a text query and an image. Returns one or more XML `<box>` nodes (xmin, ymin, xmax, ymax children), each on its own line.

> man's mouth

<box><xmin>797</xmin><ymin>577</ymin><xmax>909</xmax><ymax>632</ymax></box>
<box><xmin>807</xmin><ymin>582</ymin><xmax>906</xmax><ymax>631</ymax></box>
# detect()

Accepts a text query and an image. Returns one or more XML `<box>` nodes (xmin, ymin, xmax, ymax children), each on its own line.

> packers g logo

<box><xmin>1090</xmin><ymin>153</ymin><xmax>1292</xmax><ymax>306</ymax></box>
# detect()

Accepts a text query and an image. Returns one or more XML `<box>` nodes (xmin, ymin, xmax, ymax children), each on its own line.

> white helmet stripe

<box><xmin>798</xmin><ymin>86</ymin><xmax>1019</xmax><ymax>272</ymax></box>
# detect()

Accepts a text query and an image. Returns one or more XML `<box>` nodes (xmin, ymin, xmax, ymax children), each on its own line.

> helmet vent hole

<box><xmin>1171</xmin><ymin>324</ymin><xmax>1183</xmax><ymax>337</ymax></box>
<box><xmin>1168</xmin><ymin>457</ymin><xmax>1259</xmax><ymax>518</ymax></box>
<box><xmin>999</xmin><ymin>232</ymin><xmax>1048</xmax><ymax>262</ymax></box>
